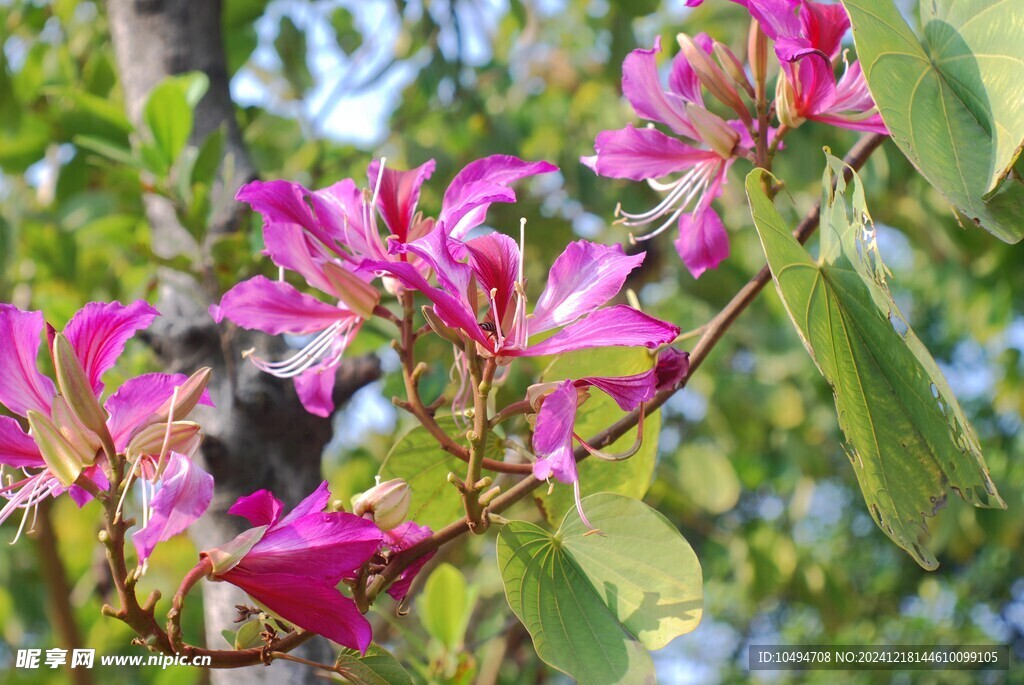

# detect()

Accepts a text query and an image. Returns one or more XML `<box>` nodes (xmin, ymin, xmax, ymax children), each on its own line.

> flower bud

<box><xmin>775</xmin><ymin>73</ymin><xmax>805</xmax><ymax>129</ymax></box>
<box><xmin>52</xmin><ymin>333</ymin><xmax>109</xmax><ymax>441</ymax></box>
<box><xmin>353</xmin><ymin>478</ymin><xmax>411</xmax><ymax>531</ymax></box>
<box><xmin>27</xmin><ymin>410</ymin><xmax>87</xmax><ymax>486</ymax></box>
<box><xmin>126</xmin><ymin>421</ymin><xmax>202</xmax><ymax>461</ymax></box>
<box><xmin>422</xmin><ymin>306</ymin><xmax>464</xmax><ymax>346</ymax></box>
<box><xmin>713</xmin><ymin>40</ymin><xmax>754</xmax><ymax>98</ymax></box>
<box><xmin>51</xmin><ymin>396</ymin><xmax>101</xmax><ymax>466</ymax></box>
<box><xmin>685</xmin><ymin>104</ymin><xmax>741</xmax><ymax>159</ymax></box>
<box><xmin>748</xmin><ymin>20</ymin><xmax>768</xmax><ymax>92</ymax></box>
<box><xmin>677</xmin><ymin>33</ymin><xmax>751</xmax><ymax>126</ymax></box>
<box><xmin>152</xmin><ymin>367</ymin><xmax>212</xmax><ymax>425</ymax></box>
<box><xmin>202</xmin><ymin>525</ymin><xmax>270</xmax><ymax>575</ymax></box>
<box><xmin>321</xmin><ymin>261</ymin><xmax>381</xmax><ymax>320</ymax></box>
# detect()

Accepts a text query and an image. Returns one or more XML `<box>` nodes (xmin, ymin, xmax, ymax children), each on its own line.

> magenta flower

<box><xmin>201</xmin><ymin>482</ymin><xmax>383</xmax><ymax>652</ymax></box>
<box><xmin>582</xmin><ymin>36</ymin><xmax>757</xmax><ymax>278</ymax></box>
<box><xmin>0</xmin><ymin>302</ymin><xmax>213</xmax><ymax>554</ymax></box>
<box><xmin>738</xmin><ymin>0</ymin><xmax>887</xmax><ymax>133</ymax></box>
<box><xmin>379</xmin><ymin>520</ymin><xmax>435</xmax><ymax>601</ymax></box>
<box><xmin>211</xmin><ymin>155</ymin><xmax>556</xmax><ymax>417</ymax></box>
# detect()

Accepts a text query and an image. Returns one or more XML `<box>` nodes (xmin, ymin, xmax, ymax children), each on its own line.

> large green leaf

<box><xmin>334</xmin><ymin>644</ymin><xmax>413</xmax><ymax>685</ymax></box>
<box><xmin>497</xmin><ymin>493</ymin><xmax>702</xmax><ymax>685</ymax></box>
<box><xmin>844</xmin><ymin>0</ymin><xmax>1024</xmax><ymax>243</ymax></box>
<box><xmin>537</xmin><ymin>347</ymin><xmax>660</xmax><ymax>525</ymax></box>
<box><xmin>745</xmin><ymin>154</ymin><xmax>1005</xmax><ymax>570</ymax></box>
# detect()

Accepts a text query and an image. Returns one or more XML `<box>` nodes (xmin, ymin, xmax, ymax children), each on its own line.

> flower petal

<box><xmin>522</xmin><ymin>306</ymin><xmax>680</xmax><ymax>357</ymax></box>
<box><xmin>581</xmin><ymin>370</ymin><xmax>657</xmax><ymax>412</ymax></box>
<box><xmin>531</xmin><ymin>241</ymin><xmax>644</xmax><ymax>335</ymax></box>
<box><xmin>210</xmin><ymin>276</ymin><xmax>346</xmax><ymax>336</ymax></box>
<box><xmin>0</xmin><ymin>304</ymin><xmax>56</xmax><ymax>417</ymax></box>
<box><xmin>243</xmin><ymin>511</ymin><xmax>383</xmax><ymax>580</ymax></box>
<box><xmin>228</xmin><ymin>489</ymin><xmax>284</xmax><ymax>528</ymax></box>
<box><xmin>463</xmin><ymin>232</ymin><xmax>520</xmax><ymax>326</ymax></box>
<box><xmin>623</xmin><ymin>38</ymin><xmax>699</xmax><ymax>137</ymax></box>
<box><xmin>262</xmin><ymin>223</ymin><xmax>336</xmax><ymax>295</ymax></box>
<box><xmin>220</xmin><ymin>568</ymin><xmax>373</xmax><ymax>652</ymax></box>
<box><xmin>584</xmin><ymin>124</ymin><xmax>719</xmax><ymax>181</ymax></box>
<box><xmin>105</xmin><ymin>373</ymin><xmax>213</xmax><ymax>451</ymax></box>
<box><xmin>367</xmin><ymin>159</ymin><xmax>436</xmax><ymax>242</ymax></box>
<box><xmin>132</xmin><ymin>453</ymin><xmax>214</xmax><ymax>562</ymax></box>
<box><xmin>63</xmin><ymin>301</ymin><xmax>160</xmax><ymax>396</ymax></box>
<box><xmin>277</xmin><ymin>480</ymin><xmax>332</xmax><ymax>527</ymax></box>
<box><xmin>667</xmin><ymin>33</ymin><xmax>712</xmax><ymax>104</ymax></box>
<box><xmin>532</xmin><ymin>380</ymin><xmax>578</xmax><ymax>484</ymax></box>
<box><xmin>237</xmin><ymin>180</ymin><xmax>341</xmax><ymax>251</ymax></box>
<box><xmin>0</xmin><ymin>415</ymin><xmax>43</xmax><ymax>468</ymax></box>
<box><xmin>654</xmin><ymin>348</ymin><xmax>690</xmax><ymax>392</ymax></box>
<box><xmin>438</xmin><ymin>155</ymin><xmax>558</xmax><ymax>239</ymax></box>
<box><xmin>674</xmin><ymin>208</ymin><xmax>730</xmax><ymax>279</ymax></box>
<box><xmin>384</xmin><ymin>521</ymin><xmax>435</xmax><ymax>601</ymax></box>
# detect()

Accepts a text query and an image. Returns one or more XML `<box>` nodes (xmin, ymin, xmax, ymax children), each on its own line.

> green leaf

<box><xmin>497</xmin><ymin>493</ymin><xmax>702</xmax><ymax>685</ymax></box>
<box><xmin>744</xmin><ymin>154</ymin><xmax>1005</xmax><ymax>570</ymax></box>
<box><xmin>844</xmin><ymin>0</ymin><xmax>1024</xmax><ymax>243</ymax></box>
<box><xmin>537</xmin><ymin>347</ymin><xmax>659</xmax><ymax>525</ymax></box>
<box><xmin>142</xmin><ymin>73</ymin><xmax>208</xmax><ymax>171</ymax></box>
<box><xmin>275</xmin><ymin>16</ymin><xmax>314</xmax><ymax>98</ymax></box>
<box><xmin>73</xmin><ymin>134</ymin><xmax>143</xmax><ymax>169</ymax></box>
<box><xmin>233</xmin><ymin>619</ymin><xmax>264</xmax><ymax>649</ymax></box>
<box><xmin>419</xmin><ymin>563</ymin><xmax>476</xmax><ymax>650</ymax></box>
<box><xmin>331</xmin><ymin>7</ymin><xmax>363</xmax><ymax>54</ymax></box>
<box><xmin>379</xmin><ymin>417</ymin><xmax>504</xmax><ymax>531</ymax></box>
<box><xmin>334</xmin><ymin>644</ymin><xmax>413</xmax><ymax>685</ymax></box>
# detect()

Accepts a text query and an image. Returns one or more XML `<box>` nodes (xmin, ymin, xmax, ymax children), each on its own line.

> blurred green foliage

<box><xmin>0</xmin><ymin>0</ymin><xmax>1021</xmax><ymax>683</ymax></box>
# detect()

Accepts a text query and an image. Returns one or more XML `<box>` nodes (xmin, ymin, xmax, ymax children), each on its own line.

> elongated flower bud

<box><xmin>713</xmin><ymin>40</ymin><xmax>754</xmax><ymax>98</ymax></box>
<box><xmin>152</xmin><ymin>367</ymin><xmax>212</xmax><ymax>425</ymax></box>
<box><xmin>748</xmin><ymin>20</ymin><xmax>768</xmax><ymax>94</ymax></box>
<box><xmin>421</xmin><ymin>306</ymin><xmax>464</xmax><ymax>346</ymax></box>
<box><xmin>678</xmin><ymin>33</ymin><xmax>751</xmax><ymax>126</ymax></box>
<box><xmin>775</xmin><ymin>73</ymin><xmax>805</xmax><ymax>129</ymax></box>
<box><xmin>353</xmin><ymin>478</ymin><xmax>411</xmax><ymax>531</ymax></box>
<box><xmin>52</xmin><ymin>334</ymin><xmax>109</xmax><ymax>441</ymax></box>
<box><xmin>126</xmin><ymin>421</ymin><xmax>202</xmax><ymax>461</ymax></box>
<box><xmin>322</xmin><ymin>261</ymin><xmax>381</xmax><ymax>320</ymax></box>
<box><xmin>51</xmin><ymin>396</ymin><xmax>101</xmax><ymax>466</ymax></box>
<box><xmin>27</xmin><ymin>410</ymin><xmax>87</xmax><ymax>486</ymax></box>
<box><xmin>685</xmin><ymin>104</ymin><xmax>741</xmax><ymax>159</ymax></box>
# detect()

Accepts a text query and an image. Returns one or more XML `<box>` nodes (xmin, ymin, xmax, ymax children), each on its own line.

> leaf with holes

<box><xmin>844</xmin><ymin>0</ymin><xmax>1024</xmax><ymax>242</ymax></box>
<box><xmin>745</xmin><ymin>153</ymin><xmax>1005</xmax><ymax>569</ymax></box>
<box><xmin>334</xmin><ymin>644</ymin><xmax>413</xmax><ymax>685</ymax></box>
<box><xmin>497</xmin><ymin>493</ymin><xmax>702</xmax><ymax>685</ymax></box>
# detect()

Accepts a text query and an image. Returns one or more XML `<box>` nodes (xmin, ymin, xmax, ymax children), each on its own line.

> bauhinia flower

<box><xmin>0</xmin><ymin>302</ymin><xmax>213</xmax><ymax>556</ymax></box>
<box><xmin>582</xmin><ymin>35</ymin><xmax>760</xmax><ymax>278</ymax></box>
<box><xmin>736</xmin><ymin>0</ymin><xmax>887</xmax><ymax>133</ymax></box>
<box><xmin>376</xmin><ymin>520</ymin><xmax>435</xmax><ymax>602</ymax></box>
<box><xmin>210</xmin><ymin>155</ymin><xmax>556</xmax><ymax>417</ymax></box>
<box><xmin>530</xmin><ymin>349</ymin><xmax>689</xmax><ymax>526</ymax></box>
<box><xmin>201</xmin><ymin>482</ymin><xmax>383</xmax><ymax>652</ymax></box>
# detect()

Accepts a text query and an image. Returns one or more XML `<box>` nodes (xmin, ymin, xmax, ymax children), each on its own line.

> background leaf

<box><xmin>419</xmin><ymin>562</ymin><xmax>476</xmax><ymax>650</ymax></box>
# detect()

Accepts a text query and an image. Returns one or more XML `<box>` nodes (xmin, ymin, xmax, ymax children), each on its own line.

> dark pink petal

<box><xmin>105</xmin><ymin>373</ymin><xmax>213</xmax><ymax>451</ymax></box>
<box><xmin>210</xmin><ymin>276</ymin><xmax>346</xmax><ymax>336</ymax></box>
<box><xmin>674</xmin><ymin>208</ymin><xmax>730</xmax><ymax>279</ymax></box>
<box><xmin>228</xmin><ymin>489</ymin><xmax>284</xmax><ymax>528</ymax></box>
<box><xmin>64</xmin><ymin>301</ymin><xmax>160</xmax><ymax>395</ymax></box>
<box><xmin>220</xmin><ymin>568</ymin><xmax>372</xmax><ymax>652</ymax></box>
<box><xmin>531</xmin><ymin>241</ymin><xmax>644</xmax><ymax>335</ymax></box>
<box><xmin>399</xmin><ymin>228</ymin><xmax>474</xmax><ymax>301</ymax></box>
<box><xmin>622</xmin><ymin>38</ymin><xmax>698</xmax><ymax>138</ymax></box>
<box><xmin>244</xmin><ymin>511</ymin><xmax>383</xmax><ymax>580</ymax></box>
<box><xmin>809</xmin><ymin>60</ymin><xmax>888</xmax><ymax>134</ymax></box>
<box><xmin>0</xmin><ymin>304</ymin><xmax>56</xmax><ymax>416</ymax></box>
<box><xmin>0</xmin><ymin>415</ymin><xmax>43</xmax><ymax>468</ymax></box>
<box><xmin>67</xmin><ymin>466</ymin><xmax>109</xmax><ymax>507</ymax></box>
<box><xmin>667</xmin><ymin>33</ymin><xmax>712</xmax><ymax>105</ymax></box>
<box><xmin>237</xmin><ymin>180</ymin><xmax>339</xmax><ymax>250</ymax></box>
<box><xmin>367</xmin><ymin>159</ymin><xmax>436</xmax><ymax>243</ymax></box>
<box><xmin>654</xmin><ymin>348</ymin><xmax>690</xmax><ymax>392</ymax></box>
<box><xmin>740</xmin><ymin>0</ymin><xmax>801</xmax><ymax>41</ymax></box>
<box><xmin>532</xmin><ymin>380</ymin><xmax>578</xmax><ymax>484</ymax></box>
<box><xmin>438</xmin><ymin>155</ymin><xmax>558</xmax><ymax>239</ymax></box>
<box><xmin>293</xmin><ymin>356</ymin><xmax>340</xmax><ymax>418</ymax></box>
<box><xmin>798</xmin><ymin>0</ymin><xmax>849</xmax><ymax>60</ymax></box>
<box><xmin>309</xmin><ymin>179</ymin><xmax>383</xmax><ymax>260</ymax></box>
<box><xmin>262</xmin><ymin>223</ymin><xmax>336</xmax><ymax>295</ymax></box>
<box><xmin>463</xmin><ymin>232</ymin><xmax>520</xmax><ymax>325</ymax></box>
<box><xmin>384</xmin><ymin>521</ymin><xmax>435</xmax><ymax>601</ymax></box>
<box><xmin>581</xmin><ymin>369</ymin><xmax>657</xmax><ymax>412</ymax></box>
<box><xmin>276</xmin><ymin>480</ymin><xmax>332</xmax><ymax>527</ymax></box>
<box><xmin>521</xmin><ymin>306</ymin><xmax>680</xmax><ymax>357</ymax></box>
<box><xmin>585</xmin><ymin>125</ymin><xmax>719</xmax><ymax>181</ymax></box>
<box><xmin>132</xmin><ymin>452</ymin><xmax>214</xmax><ymax>562</ymax></box>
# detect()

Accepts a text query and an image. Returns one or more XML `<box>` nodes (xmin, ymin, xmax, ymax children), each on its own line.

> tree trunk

<box><xmin>105</xmin><ymin>2</ymin><xmax>379</xmax><ymax>682</ymax></box>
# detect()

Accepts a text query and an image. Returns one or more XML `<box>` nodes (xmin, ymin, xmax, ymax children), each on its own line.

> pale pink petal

<box><xmin>64</xmin><ymin>301</ymin><xmax>160</xmax><ymax>395</ymax></box>
<box><xmin>438</xmin><ymin>155</ymin><xmax>558</xmax><ymax>239</ymax></box>
<box><xmin>0</xmin><ymin>415</ymin><xmax>43</xmax><ymax>468</ymax></box>
<box><xmin>210</xmin><ymin>276</ymin><xmax>346</xmax><ymax>336</ymax></box>
<box><xmin>675</xmin><ymin>208</ymin><xmax>730</xmax><ymax>279</ymax></box>
<box><xmin>622</xmin><ymin>38</ymin><xmax>698</xmax><ymax>138</ymax></box>
<box><xmin>521</xmin><ymin>306</ymin><xmax>680</xmax><ymax>357</ymax></box>
<box><xmin>583</xmin><ymin>124</ymin><xmax>719</xmax><ymax>181</ymax></box>
<box><xmin>132</xmin><ymin>452</ymin><xmax>214</xmax><ymax>562</ymax></box>
<box><xmin>0</xmin><ymin>304</ymin><xmax>56</xmax><ymax>416</ymax></box>
<box><xmin>262</xmin><ymin>223</ymin><xmax>336</xmax><ymax>295</ymax></box>
<box><xmin>531</xmin><ymin>241</ymin><xmax>645</xmax><ymax>335</ymax></box>
<box><xmin>532</xmin><ymin>380</ymin><xmax>578</xmax><ymax>484</ymax></box>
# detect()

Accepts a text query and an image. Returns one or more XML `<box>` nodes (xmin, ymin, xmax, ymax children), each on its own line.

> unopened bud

<box><xmin>677</xmin><ymin>33</ymin><xmax>751</xmax><ymax>126</ymax></box>
<box><xmin>421</xmin><ymin>306</ymin><xmax>464</xmax><ymax>346</ymax></box>
<box><xmin>27</xmin><ymin>409</ymin><xmax>87</xmax><ymax>486</ymax></box>
<box><xmin>685</xmin><ymin>104</ymin><xmax>741</xmax><ymax>159</ymax></box>
<box><xmin>713</xmin><ymin>40</ymin><xmax>754</xmax><ymax>98</ymax></box>
<box><xmin>775</xmin><ymin>73</ymin><xmax>805</xmax><ymax>129</ymax></box>
<box><xmin>126</xmin><ymin>421</ymin><xmax>202</xmax><ymax>461</ymax></box>
<box><xmin>51</xmin><ymin>396</ymin><xmax>101</xmax><ymax>465</ymax></box>
<box><xmin>52</xmin><ymin>334</ymin><xmax>110</xmax><ymax>440</ymax></box>
<box><xmin>321</xmin><ymin>261</ymin><xmax>381</xmax><ymax>320</ymax></box>
<box><xmin>352</xmin><ymin>478</ymin><xmax>411</xmax><ymax>531</ymax></box>
<box><xmin>748</xmin><ymin>20</ymin><xmax>768</xmax><ymax>92</ymax></box>
<box><xmin>202</xmin><ymin>525</ymin><xmax>270</xmax><ymax>576</ymax></box>
<box><xmin>152</xmin><ymin>367</ymin><xmax>212</xmax><ymax>425</ymax></box>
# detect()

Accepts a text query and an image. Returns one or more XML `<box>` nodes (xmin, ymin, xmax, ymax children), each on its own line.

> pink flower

<box><xmin>202</xmin><ymin>482</ymin><xmax>383</xmax><ymax>653</ymax></box>
<box><xmin>379</xmin><ymin>521</ymin><xmax>435</xmax><ymax>602</ymax></box>
<box><xmin>211</xmin><ymin>156</ymin><xmax>556</xmax><ymax>417</ymax></box>
<box><xmin>0</xmin><ymin>303</ymin><xmax>213</xmax><ymax>555</ymax></box>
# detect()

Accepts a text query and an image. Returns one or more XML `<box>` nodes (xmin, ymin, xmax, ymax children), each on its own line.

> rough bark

<box><xmin>105</xmin><ymin>2</ymin><xmax>380</xmax><ymax>682</ymax></box>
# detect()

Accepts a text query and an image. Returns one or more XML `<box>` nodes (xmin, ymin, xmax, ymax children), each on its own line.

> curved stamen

<box><xmin>248</xmin><ymin>321</ymin><xmax>345</xmax><ymax>379</ymax></box>
<box><xmin>618</xmin><ymin>168</ymin><xmax>702</xmax><ymax>222</ymax></box>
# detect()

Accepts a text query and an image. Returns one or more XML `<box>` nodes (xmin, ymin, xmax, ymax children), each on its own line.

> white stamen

<box><xmin>278</xmin><ymin>266</ymin><xmax>285</xmax><ymax>282</ymax></box>
<box><xmin>249</xmin><ymin>321</ymin><xmax>346</xmax><ymax>378</ymax></box>
<box><xmin>518</xmin><ymin>218</ymin><xmax>526</xmax><ymax>283</ymax></box>
<box><xmin>372</xmin><ymin>157</ymin><xmax>387</xmax><ymax>208</ymax></box>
